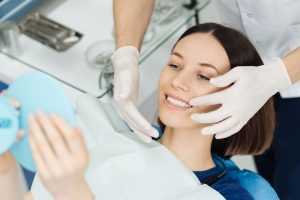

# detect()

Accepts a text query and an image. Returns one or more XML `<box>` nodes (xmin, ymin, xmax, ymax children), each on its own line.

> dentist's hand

<box><xmin>111</xmin><ymin>46</ymin><xmax>159</xmax><ymax>143</ymax></box>
<box><xmin>190</xmin><ymin>58</ymin><xmax>292</xmax><ymax>139</ymax></box>
<box><xmin>28</xmin><ymin>111</ymin><xmax>93</xmax><ymax>200</ymax></box>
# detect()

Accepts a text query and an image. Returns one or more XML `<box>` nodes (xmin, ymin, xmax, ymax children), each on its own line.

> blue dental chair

<box><xmin>213</xmin><ymin>155</ymin><xmax>279</xmax><ymax>200</ymax></box>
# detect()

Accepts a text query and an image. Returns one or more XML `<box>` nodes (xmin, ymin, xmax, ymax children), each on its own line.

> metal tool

<box><xmin>19</xmin><ymin>13</ymin><xmax>83</xmax><ymax>51</ymax></box>
<box><xmin>0</xmin><ymin>21</ymin><xmax>22</xmax><ymax>56</ymax></box>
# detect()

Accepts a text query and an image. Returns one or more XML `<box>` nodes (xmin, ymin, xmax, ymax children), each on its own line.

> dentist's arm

<box><xmin>283</xmin><ymin>47</ymin><xmax>300</xmax><ymax>83</ymax></box>
<box><xmin>112</xmin><ymin>0</ymin><xmax>159</xmax><ymax>142</ymax></box>
<box><xmin>190</xmin><ymin>47</ymin><xmax>300</xmax><ymax>139</ymax></box>
<box><xmin>113</xmin><ymin>0</ymin><xmax>155</xmax><ymax>50</ymax></box>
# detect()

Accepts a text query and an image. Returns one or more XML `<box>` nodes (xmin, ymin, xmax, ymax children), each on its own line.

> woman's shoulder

<box><xmin>212</xmin><ymin>175</ymin><xmax>254</xmax><ymax>200</ymax></box>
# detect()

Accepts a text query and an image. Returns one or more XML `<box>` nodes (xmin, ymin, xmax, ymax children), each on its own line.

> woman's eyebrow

<box><xmin>172</xmin><ymin>51</ymin><xmax>220</xmax><ymax>74</ymax></box>
<box><xmin>171</xmin><ymin>52</ymin><xmax>184</xmax><ymax>59</ymax></box>
<box><xmin>198</xmin><ymin>63</ymin><xmax>219</xmax><ymax>74</ymax></box>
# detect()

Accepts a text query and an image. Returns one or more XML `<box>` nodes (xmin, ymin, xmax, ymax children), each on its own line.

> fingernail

<box><xmin>13</xmin><ymin>100</ymin><xmax>20</xmax><ymax>108</ymax></box>
<box><xmin>28</xmin><ymin>114</ymin><xmax>33</xmax><ymax>120</ymax></box>
<box><xmin>201</xmin><ymin>131</ymin><xmax>213</xmax><ymax>135</ymax></box>
<box><xmin>189</xmin><ymin>99</ymin><xmax>195</xmax><ymax>106</ymax></box>
<box><xmin>50</xmin><ymin>113</ymin><xmax>57</xmax><ymax>118</ymax></box>
<box><xmin>36</xmin><ymin>110</ymin><xmax>44</xmax><ymax>116</ymax></box>
<box><xmin>152</xmin><ymin>129</ymin><xmax>159</xmax><ymax>138</ymax></box>
<box><xmin>119</xmin><ymin>92</ymin><xmax>129</xmax><ymax>99</ymax></box>
<box><xmin>215</xmin><ymin>135</ymin><xmax>223</xmax><ymax>140</ymax></box>
<box><xmin>201</xmin><ymin>130</ymin><xmax>209</xmax><ymax>135</ymax></box>
<box><xmin>19</xmin><ymin>130</ymin><xmax>25</xmax><ymax>137</ymax></box>
<box><xmin>191</xmin><ymin>114</ymin><xmax>197</xmax><ymax>121</ymax></box>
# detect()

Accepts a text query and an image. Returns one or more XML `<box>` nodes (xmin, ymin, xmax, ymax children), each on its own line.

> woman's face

<box><xmin>158</xmin><ymin>33</ymin><xmax>230</xmax><ymax>129</ymax></box>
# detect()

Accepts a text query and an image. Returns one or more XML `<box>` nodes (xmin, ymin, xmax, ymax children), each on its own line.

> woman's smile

<box><xmin>163</xmin><ymin>93</ymin><xmax>192</xmax><ymax>110</ymax></box>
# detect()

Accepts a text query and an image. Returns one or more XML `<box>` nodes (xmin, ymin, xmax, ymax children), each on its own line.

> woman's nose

<box><xmin>171</xmin><ymin>72</ymin><xmax>190</xmax><ymax>92</ymax></box>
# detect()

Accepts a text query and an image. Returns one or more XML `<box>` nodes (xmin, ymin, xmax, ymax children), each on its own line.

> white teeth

<box><xmin>167</xmin><ymin>96</ymin><xmax>191</xmax><ymax>108</ymax></box>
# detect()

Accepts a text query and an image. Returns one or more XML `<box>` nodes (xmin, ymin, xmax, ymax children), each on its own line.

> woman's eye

<box><xmin>198</xmin><ymin>74</ymin><xmax>210</xmax><ymax>81</ymax></box>
<box><xmin>168</xmin><ymin>64</ymin><xmax>181</xmax><ymax>70</ymax></box>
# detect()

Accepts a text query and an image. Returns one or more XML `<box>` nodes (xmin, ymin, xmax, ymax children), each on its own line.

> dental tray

<box><xmin>19</xmin><ymin>13</ymin><xmax>83</xmax><ymax>51</ymax></box>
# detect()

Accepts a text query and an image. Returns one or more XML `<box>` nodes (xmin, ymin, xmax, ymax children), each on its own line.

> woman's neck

<box><xmin>159</xmin><ymin>126</ymin><xmax>215</xmax><ymax>171</ymax></box>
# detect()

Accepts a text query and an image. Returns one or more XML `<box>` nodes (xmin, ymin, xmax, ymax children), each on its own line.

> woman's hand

<box><xmin>0</xmin><ymin>90</ymin><xmax>24</xmax><ymax>171</ymax></box>
<box><xmin>28</xmin><ymin>111</ymin><xmax>94</xmax><ymax>200</ymax></box>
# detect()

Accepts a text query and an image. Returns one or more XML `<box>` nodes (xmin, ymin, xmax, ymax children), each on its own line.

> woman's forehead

<box><xmin>173</xmin><ymin>33</ymin><xmax>230</xmax><ymax>72</ymax></box>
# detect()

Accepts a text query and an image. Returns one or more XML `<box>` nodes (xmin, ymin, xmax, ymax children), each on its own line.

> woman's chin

<box><xmin>159</xmin><ymin>114</ymin><xmax>193</xmax><ymax>129</ymax></box>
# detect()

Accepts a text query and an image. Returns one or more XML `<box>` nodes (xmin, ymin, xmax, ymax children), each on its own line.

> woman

<box><xmin>156</xmin><ymin>23</ymin><xmax>274</xmax><ymax>199</ymax></box>
<box><xmin>3</xmin><ymin>23</ymin><xmax>275</xmax><ymax>200</ymax></box>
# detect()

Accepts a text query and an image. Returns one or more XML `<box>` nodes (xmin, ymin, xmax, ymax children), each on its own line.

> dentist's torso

<box><xmin>214</xmin><ymin>0</ymin><xmax>300</xmax><ymax>97</ymax></box>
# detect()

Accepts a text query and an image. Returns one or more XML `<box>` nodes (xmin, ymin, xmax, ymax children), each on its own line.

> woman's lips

<box><xmin>166</xmin><ymin>93</ymin><xmax>190</xmax><ymax>104</ymax></box>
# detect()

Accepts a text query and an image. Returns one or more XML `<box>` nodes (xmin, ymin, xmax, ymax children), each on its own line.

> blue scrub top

<box><xmin>193</xmin><ymin>166</ymin><xmax>254</xmax><ymax>200</ymax></box>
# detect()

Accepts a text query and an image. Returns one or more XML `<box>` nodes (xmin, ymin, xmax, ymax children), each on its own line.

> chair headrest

<box><xmin>213</xmin><ymin>155</ymin><xmax>279</xmax><ymax>200</ymax></box>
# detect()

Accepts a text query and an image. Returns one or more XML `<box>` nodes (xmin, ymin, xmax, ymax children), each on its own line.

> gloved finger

<box><xmin>122</xmin><ymin>101</ymin><xmax>159</xmax><ymax>138</ymax></box>
<box><xmin>129</xmin><ymin>125</ymin><xmax>152</xmax><ymax>143</ymax></box>
<box><xmin>210</xmin><ymin>67</ymin><xmax>240</xmax><ymax>87</ymax></box>
<box><xmin>191</xmin><ymin>107</ymin><xmax>229</xmax><ymax>124</ymax></box>
<box><xmin>215</xmin><ymin>124</ymin><xmax>242</xmax><ymax>139</ymax></box>
<box><xmin>201</xmin><ymin>117</ymin><xmax>239</xmax><ymax>135</ymax></box>
<box><xmin>123</xmin><ymin>110</ymin><xmax>159</xmax><ymax>138</ymax></box>
<box><xmin>118</xmin><ymin>70</ymin><xmax>133</xmax><ymax>99</ymax></box>
<box><xmin>189</xmin><ymin>92</ymin><xmax>223</xmax><ymax>106</ymax></box>
<box><xmin>114</xmin><ymin>71</ymin><xmax>121</xmax><ymax>99</ymax></box>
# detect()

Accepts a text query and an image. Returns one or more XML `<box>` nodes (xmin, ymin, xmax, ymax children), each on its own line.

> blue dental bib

<box><xmin>0</xmin><ymin>72</ymin><xmax>75</xmax><ymax>172</ymax></box>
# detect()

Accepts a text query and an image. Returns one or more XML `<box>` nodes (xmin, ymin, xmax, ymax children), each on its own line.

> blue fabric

<box><xmin>214</xmin><ymin>156</ymin><xmax>279</xmax><ymax>200</ymax></box>
<box><xmin>0</xmin><ymin>81</ymin><xmax>8</xmax><ymax>91</ymax></box>
<box><xmin>193</xmin><ymin>166</ymin><xmax>254</xmax><ymax>200</ymax></box>
<box><xmin>22</xmin><ymin>167</ymin><xmax>35</xmax><ymax>189</ymax></box>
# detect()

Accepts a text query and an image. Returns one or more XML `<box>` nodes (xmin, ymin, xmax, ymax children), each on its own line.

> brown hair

<box><xmin>158</xmin><ymin>23</ymin><xmax>275</xmax><ymax>157</ymax></box>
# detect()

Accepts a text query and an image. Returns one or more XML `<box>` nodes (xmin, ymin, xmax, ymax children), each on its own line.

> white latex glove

<box><xmin>190</xmin><ymin>58</ymin><xmax>292</xmax><ymax>139</ymax></box>
<box><xmin>111</xmin><ymin>46</ymin><xmax>159</xmax><ymax>143</ymax></box>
